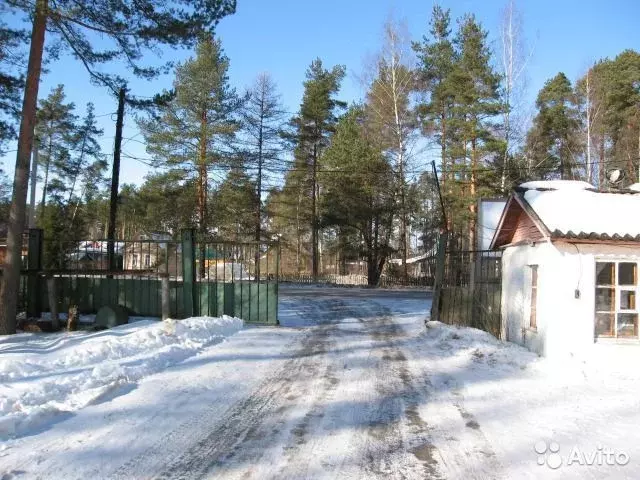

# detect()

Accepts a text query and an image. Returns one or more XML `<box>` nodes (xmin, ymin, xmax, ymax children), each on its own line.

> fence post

<box><xmin>430</xmin><ymin>232</ymin><xmax>447</xmax><ymax>323</ymax></box>
<box><xmin>469</xmin><ymin>258</ymin><xmax>476</xmax><ymax>328</ymax></box>
<box><xmin>46</xmin><ymin>275</ymin><xmax>59</xmax><ymax>330</ymax></box>
<box><xmin>181</xmin><ymin>229</ymin><xmax>197</xmax><ymax>318</ymax></box>
<box><xmin>27</xmin><ymin>228</ymin><xmax>43</xmax><ymax>319</ymax></box>
<box><xmin>276</xmin><ymin>241</ymin><xmax>280</xmax><ymax>325</ymax></box>
<box><xmin>160</xmin><ymin>273</ymin><xmax>170</xmax><ymax>320</ymax></box>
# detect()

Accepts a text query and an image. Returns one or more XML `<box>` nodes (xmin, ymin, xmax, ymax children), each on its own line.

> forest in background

<box><xmin>1</xmin><ymin>2</ymin><xmax>639</xmax><ymax>285</ymax></box>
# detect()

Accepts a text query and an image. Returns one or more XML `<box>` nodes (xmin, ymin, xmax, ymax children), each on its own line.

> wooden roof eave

<box><xmin>488</xmin><ymin>195</ymin><xmax>515</xmax><ymax>250</ymax></box>
<box><xmin>490</xmin><ymin>192</ymin><xmax>552</xmax><ymax>249</ymax></box>
<box><xmin>512</xmin><ymin>192</ymin><xmax>552</xmax><ymax>239</ymax></box>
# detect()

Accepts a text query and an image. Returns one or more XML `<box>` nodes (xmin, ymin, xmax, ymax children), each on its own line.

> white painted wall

<box><xmin>501</xmin><ymin>241</ymin><xmax>640</xmax><ymax>358</ymax></box>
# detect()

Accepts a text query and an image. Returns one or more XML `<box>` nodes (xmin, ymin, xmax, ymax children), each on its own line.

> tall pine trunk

<box><xmin>0</xmin><ymin>0</ymin><xmax>48</xmax><ymax>335</ymax></box>
<box><xmin>296</xmin><ymin>190</ymin><xmax>302</xmax><ymax>273</ymax></box>
<box><xmin>441</xmin><ymin>109</ymin><xmax>447</xmax><ymax>191</ymax></box>
<box><xmin>469</xmin><ymin>135</ymin><xmax>477</xmax><ymax>252</ymax></box>
<box><xmin>254</xmin><ymin>99</ymin><xmax>264</xmax><ymax>281</ymax></box>
<box><xmin>311</xmin><ymin>142</ymin><xmax>318</xmax><ymax>280</ymax></box>
<box><xmin>198</xmin><ymin>110</ymin><xmax>208</xmax><ymax>279</ymax></box>
<box><xmin>39</xmin><ymin>138</ymin><xmax>52</xmax><ymax>221</ymax></box>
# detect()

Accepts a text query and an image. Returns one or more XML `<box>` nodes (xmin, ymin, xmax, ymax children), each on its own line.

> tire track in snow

<box><xmin>110</xmin><ymin>295</ymin><xmax>456</xmax><ymax>479</ymax></box>
<box><xmin>360</xmin><ymin>309</ymin><xmax>443</xmax><ymax>479</ymax></box>
<box><xmin>107</xmin><ymin>298</ymin><xmax>347</xmax><ymax>480</ymax></box>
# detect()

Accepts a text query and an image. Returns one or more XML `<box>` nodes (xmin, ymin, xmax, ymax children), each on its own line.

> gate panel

<box><xmin>434</xmin><ymin>233</ymin><xmax>503</xmax><ymax>338</ymax></box>
<box><xmin>194</xmin><ymin>239</ymin><xmax>279</xmax><ymax>324</ymax></box>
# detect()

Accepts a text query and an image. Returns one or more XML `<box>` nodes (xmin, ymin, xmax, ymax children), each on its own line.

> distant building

<box><xmin>68</xmin><ymin>241</ymin><xmax>124</xmax><ymax>270</ymax></box>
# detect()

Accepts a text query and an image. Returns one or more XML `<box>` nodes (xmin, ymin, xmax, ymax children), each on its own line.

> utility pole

<box><xmin>432</xmin><ymin>160</ymin><xmax>448</xmax><ymax>232</ymax></box>
<box><xmin>107</xmin><ymin>86</ymin><xmax>126</xmax><ymax>272</ymax></box>
<box><xmin>29</xmin><ymin>133</ymin><xmax>39</xmax><ymax>228</ymax></box>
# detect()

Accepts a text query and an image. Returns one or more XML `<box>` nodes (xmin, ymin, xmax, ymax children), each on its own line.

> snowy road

<box><xmin>111</xmin><ymin>290</ymin><xmax>449</xmax><ymax>479</ymax></box>
<box><xmin>4</xmin><ymin>287</ymin><xmax>640</xmax><ymax>479</ymax></box>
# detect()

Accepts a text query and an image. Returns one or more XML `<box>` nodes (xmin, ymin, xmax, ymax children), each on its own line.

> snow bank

<box><xmin>0</xmin><ymin>316</ymin><xmax>242</xmax><ymax>440</ymax></box>
<box><xmin>425</xmin><ymin>320</ymin><xmax>538</xmax><ymax>372</ymax></box>
<box><xmin>423</xmin><ymin>320</ymin><xmax>640</xmax><ymax>383</ymax></box>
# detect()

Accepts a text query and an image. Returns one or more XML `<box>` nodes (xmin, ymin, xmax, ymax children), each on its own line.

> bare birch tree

<box><xmin>365</xmin><ymin>17</ymin><xmax>417</xmax><ymax>280</ymax></box>
<box><xmin>499</xmin><ymin>0</ymin><xmax>531</xmax><ymax>192</ymax></box>
<box><xmin>576</xmin><ymin>63</ymin><xmax>605</xmax><ymax>186</ymax></box>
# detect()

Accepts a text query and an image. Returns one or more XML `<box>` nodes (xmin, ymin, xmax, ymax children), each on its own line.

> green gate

<box><xmin>13</xmin><ymin>229</ymin><xmax>280</xmax><ymax>324</ymax></box>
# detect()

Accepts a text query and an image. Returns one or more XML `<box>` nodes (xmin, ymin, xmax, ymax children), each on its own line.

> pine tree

<box><xmin>266</xmin><ymin>163</ymin><xmax>312</xmax><ymax>274</ymax></box>
<box><xmin>448</xmin><ymin>14</ymin><xmax>503</xmax><ymax>245</ymax></box>
<box><xmin>288</xmin><ymin>59</ymin><xmax>346</xmax><ymax>279</ymax></box>
<box><xmin>34</xmin><ymin>97</ymin><xmax>105</xmax><ymax>267</ymax></box>
<box><xmin>320</xmin><ymin>106</ymin><xmax>395</xmax><ymax>286</ymax></box>
<box><xmin>134</xmin><ymin>171</ymin><xmax>197</xmax><ymax>236</ymax></box>
<box><xmin>599</xmin><ymin>51</ymin><xmax>640</xmax><ymax>183</ymax></box>
<box><xmin>241</xmin><ymin>74</ymin><xmax>286</xmax><ymax>243</ymax></box>
<box><xmin>526</xmin><ymin>73</ymin><xmax>582</xmax><ymax>180</ymax></box>
<box><xmin>35</xmin><ymin>85</ymin><xmax>77</xmax><ymax>222</ymax></box>
<box><xmin>0</xmin><ymin>13</ymin><xmax>27</xmax><ymax>153</ymax></box>
<box><xmin>2</xmin><ymin>0</ymin><xmax>236</xmax><ymax>334</ymax></box>
<box><xmin>139</xmin><ymin>36</ymin><xmax>243</xmax><ymax>239</ymax></box>
<box><xmin>67</xmin><ymin>104</ymin><xmax>107</xmax><ymax>231</ymax></box>
<box><xmin>574</xmin><ymin>52</ymin><xmax>640</xmax><ymax>186</ymax></box>
<box><xmin>413</xmin><ymin>6</ymin><xmax>457</xmax><ymax>203</ymax></box>
<box><xmin>210</xmin><ymin>167</ymin><xmax>257</xmax><ymax>241</ymax></box>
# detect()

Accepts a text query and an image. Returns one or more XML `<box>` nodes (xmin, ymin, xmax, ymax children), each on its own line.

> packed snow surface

<box><xmin>1</xmin><ymin>287</ymin><xmax>639</xmax><ymax>479</ymax></box>
<box><xmin>0</xmin><ymin>316</ymin><xmax>242</xmax><ymax>439</ymax></box>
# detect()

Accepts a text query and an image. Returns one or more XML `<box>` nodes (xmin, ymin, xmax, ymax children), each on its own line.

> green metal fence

<box><xmin>193</xmin><ymin>236</ymin><xmax>279</xmax><ymax>322</ymax></box>
<box><xmin>5</xmin><ymin>229</ymin><xmax>279</xmax><ymax>324</ymax></box>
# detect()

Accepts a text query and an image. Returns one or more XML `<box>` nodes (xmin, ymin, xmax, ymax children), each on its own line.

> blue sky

<box><xmin>2</xmin><ymin>0</ymin><xmax>639</xmax><ymax>187</ymax></box>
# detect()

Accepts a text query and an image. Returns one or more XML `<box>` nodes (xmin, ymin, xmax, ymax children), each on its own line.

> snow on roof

<box><xmin>520</xmin><ymin>181</ymin><xmax>640</xmax><ymax>239</ymax></box>
<box><xmin>519</xmin><ymin>180</ymin><xmax>594</xmax><ymax>191</ymax></box>
<box><xmin>388</xmin><ymin>253</ymin><xmax>430</xmax><ymax>265</ymax></box>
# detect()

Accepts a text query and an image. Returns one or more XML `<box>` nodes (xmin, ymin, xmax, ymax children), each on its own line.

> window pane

<box><xmin>595</xmin><ymin>288</ymin><xmax>615</xmax><ymax>311</ymax></box>
<box><xmin>596</xmin><ymin>262</ymin><xmax>615</xmax><ymax>285</ymax></box>
<box><xmin>617</xmin><ymin>313</ymin><xmax>638</xmax><ymax>338</ymax></box>
<box><xmin>596</xmin><ymin>313</ymin><xmax>614</xmax><ymax>336</ymax></box>
<box><xmin>620</xmin><ymin>290</ymin><xmax>637</xmax><ymax>310</ymax></box>
<box><xmin>618</xmin><ymin>263</ymin><xmax>637</xmax><ymax>286</ymax></box>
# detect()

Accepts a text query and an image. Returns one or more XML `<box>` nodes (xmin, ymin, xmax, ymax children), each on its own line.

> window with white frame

<box><xmin>132</xmin><ymin>254</ymin><xmax>138</xmax><ymax>268</ymax></box>
<box><xmin>144</xmin><ymin>254</ymin><xmax>150</xmax><ymax>268</ymax></box>
<box><xmin>595</xmin><ymin>261</ymin><xmax>638</xmax><ymax>338</ymax></box>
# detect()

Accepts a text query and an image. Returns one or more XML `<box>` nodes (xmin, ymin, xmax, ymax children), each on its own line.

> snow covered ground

<box><xmin>0</xmin><ymin>316</ymin><xmax>243</xmax><ymax>440</ymax></box>
<box><xmin>0</xmin><ymin>286</ymin><xmax>639</xmax><ymax>479</ymax></box>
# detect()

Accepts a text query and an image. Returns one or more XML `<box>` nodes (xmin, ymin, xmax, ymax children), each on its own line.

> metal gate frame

<box><xmin>431</xmin><ymin>233</ymin><xmax>502</xmax><ymax>338</ymax></box>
